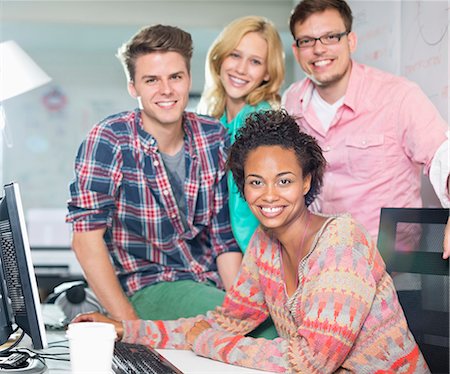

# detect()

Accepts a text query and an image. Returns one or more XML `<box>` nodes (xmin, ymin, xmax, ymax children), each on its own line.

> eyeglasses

<box><xmin>295</xmin><ymin>31</ymin><xmax>350</xmax><ymax>49</ymax></box>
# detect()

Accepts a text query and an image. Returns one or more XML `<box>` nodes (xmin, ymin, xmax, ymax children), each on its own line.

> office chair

<box><xmin>377</xmin><ymin>208</ymin><xmax>449</xmax><ymax>374</ymax></box>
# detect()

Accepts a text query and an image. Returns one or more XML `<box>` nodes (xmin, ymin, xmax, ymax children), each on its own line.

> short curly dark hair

<box><xmin>227</xmin><ymin>109</ymin><xmax>326</xmax><ymax>207</ymax></box>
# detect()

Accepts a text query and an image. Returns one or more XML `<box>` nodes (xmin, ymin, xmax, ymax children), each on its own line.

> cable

<box><xmin>48</xmin><ymin>339</ymin><xmax>69</xmax><ymax>346</ymax></box>
<box><xmin>13</xmin><ymin>349</ymin><xmax>47</xmax><ymax>367</ymax></box>
<box><xmin>12</xmin><ymin>347</ymin><xmax>69</xmax><ymax>364</ymax></box>
<box><xmin>44</xmin><ymin>344</ymin><xmax>69</xmax><ymax>349</ymax></box>
<box><xmin>0</xmin><ymin>329</ymin><xmax>25</xmax><ymax>353</ymax></box>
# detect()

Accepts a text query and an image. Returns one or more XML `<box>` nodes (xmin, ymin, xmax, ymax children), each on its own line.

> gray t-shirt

<box><xmin>160</xmin><ymin>148</ymin><xmax>188</xmax><ymax>230</ymax></box>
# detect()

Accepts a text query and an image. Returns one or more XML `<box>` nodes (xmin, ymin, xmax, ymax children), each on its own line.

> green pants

<box><xmin>131</xmin><ymin>280</ymin><xmax>225</xmax><ymax>320</ymax></box>
<box><xmin>130</xmin><ymin>280</ymin><xmax>278</xmax><ymax>339</ymax></box>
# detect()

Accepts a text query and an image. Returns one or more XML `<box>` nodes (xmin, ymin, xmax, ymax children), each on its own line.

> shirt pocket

<box><xmin>345</xmin><ymin>134</ymin><xmax>385</xmax><ymax>178</ymax></box>
<box><xmin>193</xmin><ymin>173</ymin><xmax>216</xmax><ymax>226</ymax></box>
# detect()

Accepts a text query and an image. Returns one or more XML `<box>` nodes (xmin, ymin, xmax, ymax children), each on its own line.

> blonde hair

<box><xmin>199</xmin><ymin>16</ymin><xmax>285</xmax><ymax>119</ymax></box>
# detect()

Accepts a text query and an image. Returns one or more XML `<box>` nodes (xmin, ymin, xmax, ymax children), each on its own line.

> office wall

<box><xmin>0</xmin><ymin>1</ymin><xmax>294</xmax><ymax>211</ymax></box>
<box><xmin>351</xmin><ymin>0</ymin><xmax>448</xmax><ymax>121</ymax></box>
<box><xmin>1</xmin><ymin>0</ymin><xmax>449</xmax><ymax>213</ymax></box>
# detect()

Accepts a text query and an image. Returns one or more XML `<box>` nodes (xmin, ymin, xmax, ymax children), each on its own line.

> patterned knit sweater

<box><xmin>122</xmin><ymin>215</ymin><xmax>429</xmax><ymax>373</ymax></box>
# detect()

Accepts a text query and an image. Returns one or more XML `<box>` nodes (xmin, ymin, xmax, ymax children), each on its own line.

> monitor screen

<box><xmin>0</xmin><ymin>182</ymin><xmax>47</xmax><ymax>349</ymax></box>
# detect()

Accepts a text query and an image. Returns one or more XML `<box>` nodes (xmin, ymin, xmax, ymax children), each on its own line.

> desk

<box><xmin>39</xmin><ymin>305</ymin><xmax>273</xmax><ymax>374</ymax></box>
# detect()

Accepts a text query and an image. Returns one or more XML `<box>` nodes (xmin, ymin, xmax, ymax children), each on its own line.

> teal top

<box><xmin>220</xmin><ymin>101</ymin><xmax>271</xmax><ymax>252</ymax></box>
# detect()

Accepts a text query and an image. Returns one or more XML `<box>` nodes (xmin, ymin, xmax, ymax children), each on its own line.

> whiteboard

<box><xmin>400</xmin><ymin>0</ymin><xmax>448</xmax><ymax>120</ymax></box>
<box><xmin>351</xmin><ymin>0</ymin><xmax>402</xmax><ymax>75</ymax></box>
<box><xmin>351</xmin><ymin>0</ymin><xmax>448</xmax><ymax>121</ymax></box>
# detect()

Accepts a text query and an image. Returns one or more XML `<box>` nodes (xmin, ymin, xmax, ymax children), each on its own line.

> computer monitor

<box><xmin>0</xmin><ymin>182</ymin><xmax>47</xmax><ymax>349</ymax></box>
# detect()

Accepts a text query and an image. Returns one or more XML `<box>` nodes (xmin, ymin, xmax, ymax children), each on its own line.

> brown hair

<box><xmin>116</xmin><ymin>24</ymin><xmax>193</xmax><ymax>82</ymax></box>
<box><xmin>289</xmin><ymin>0</ymin><xmax>353</xmax><ymax>38</ymax></box>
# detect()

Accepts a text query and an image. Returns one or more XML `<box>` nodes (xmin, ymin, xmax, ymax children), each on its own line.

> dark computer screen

<box><xmin>377</xmin><ymin>207</ymin><xmax>449</xmax><ymax>373</ymax></box>
<box><xmin>0</xmin><ymin>182</ymin><xmax>47</xmax><ymax>349</ymax></box>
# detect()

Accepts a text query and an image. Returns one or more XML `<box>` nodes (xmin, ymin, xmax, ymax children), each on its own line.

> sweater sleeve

<box><xmin>121</xmin><ymin>236</ymin><xmax>270</xmax><ymax>350</ymax></box>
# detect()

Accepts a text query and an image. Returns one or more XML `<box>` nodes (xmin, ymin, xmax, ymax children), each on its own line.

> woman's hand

<box><xmin>186</xmin><ymin>320</ymin><xmax>212</xmax><ymax>347</ymax></box>
<box><xmin>71</xmin><ymin>312</ymin><xmax>124</xmax><ymax>340</ymax></box>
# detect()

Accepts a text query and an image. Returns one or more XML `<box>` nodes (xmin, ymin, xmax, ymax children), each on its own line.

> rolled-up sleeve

<box><xmin>66</xmin><ymin>125</ymin><xmax>123</xmax><ymax>232</ymax></box>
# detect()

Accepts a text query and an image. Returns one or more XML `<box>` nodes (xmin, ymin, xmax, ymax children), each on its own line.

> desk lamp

<box><xmin>0</xmin><ymin>40</ymin><xmax>51</xmax><ymax>186</ymax></box>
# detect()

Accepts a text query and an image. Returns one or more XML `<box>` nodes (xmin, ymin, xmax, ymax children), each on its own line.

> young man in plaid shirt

<box><xmin>67</xmin><ymin>25</ymin><xmax>242</xmax><ymax>321</ymax></box>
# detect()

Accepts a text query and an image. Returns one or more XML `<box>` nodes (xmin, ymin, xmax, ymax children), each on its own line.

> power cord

<box><xmin>13</xmin><ymin>346</ymin><xmax>70</xmax><ymax>364</ymax></box>
<box><xmin>0</xmin><ymin>327</ymin><xmax>24</xmax><ymax>353</ymax></box>
<box><xmin>0</xmin><ymin>336</ymin><xmax>70</xmax><ymax>371</ymax></box>
<box><xmin>34</xmin><ymin>339</ymin><xmax>70</xmax><ymax>362</ymax></box>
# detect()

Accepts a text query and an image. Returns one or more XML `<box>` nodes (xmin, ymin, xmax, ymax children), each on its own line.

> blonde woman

<box><xmin>199</xmin><ymin>16</ymin><xmax>285</xmax><ymax>253</ymax></box>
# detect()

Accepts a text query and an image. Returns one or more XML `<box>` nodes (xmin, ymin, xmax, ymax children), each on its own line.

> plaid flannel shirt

<box><xmin>67</xmin><ymin>109</ymin><xmax>239</xmax><ymax>295</ymax></box>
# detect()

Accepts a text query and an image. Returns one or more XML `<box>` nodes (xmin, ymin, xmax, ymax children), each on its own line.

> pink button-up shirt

<box><xmin>283</xmin><ymin>61</ymin><xmax>448</xmax><ymax>240</ymax></box>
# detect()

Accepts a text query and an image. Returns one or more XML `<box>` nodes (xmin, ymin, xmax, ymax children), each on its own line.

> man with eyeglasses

<box><xmin>283</xmin><ymin>0</ymin><xmax>450</xmax><ymax>260</ymax></box>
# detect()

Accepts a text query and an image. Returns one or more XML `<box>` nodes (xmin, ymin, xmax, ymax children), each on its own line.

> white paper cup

<box><xmin>66</xmin><ymin>322</ymin><xmax>117</xmax><ymax>373</ymax></box>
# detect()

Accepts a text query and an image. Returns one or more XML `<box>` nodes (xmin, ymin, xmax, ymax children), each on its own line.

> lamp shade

<box><xmin>0</xmin><ymin>40</ymin><xmax>51</xmax><ymax>101</ymax></box>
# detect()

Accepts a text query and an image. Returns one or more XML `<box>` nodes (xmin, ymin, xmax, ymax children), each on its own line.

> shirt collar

<box><xmin>176</xmin><ymin>112</ymin><xmax>198</xmax><ymax>159</ymax></box>
<box><xmin>298</xmin><ymin>59</ymin><xmax>363</xmax><ymax>113</ymax></box>
<box><xmin>300</xmin><ymin>82</ymin><xmax>314</xmax><ymax>110</ymax></box>
<box><xmin>134</xmin><ymin>110</ymin><xmax>195</xmax><ymax>155</ymax></box>
<box><xmin>341</xmin><ymin>60</ymin><xmax>363</xmax><ymax>112</ymax></box>
<box><xmin>134</xmin><ymin>109</ymin><xmax>157</xmax><ymax>152</ymax></box>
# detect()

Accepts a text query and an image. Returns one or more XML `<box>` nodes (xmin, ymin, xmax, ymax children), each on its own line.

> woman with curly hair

<box><xmin>198</xmin><ymin>16</ymin><xmax>285</xmax><ymax>253</ymax></box>
<box><xmin>74</xmin><ymin>110</ymin><xmax>426</xmax><ymax>373</ymax></box>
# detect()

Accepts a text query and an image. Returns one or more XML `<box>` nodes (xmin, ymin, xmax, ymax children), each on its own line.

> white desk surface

<box><xmin>39</xmin><ymin>304</ymin><xmax>273</xmax><ymax>374</ymax></box>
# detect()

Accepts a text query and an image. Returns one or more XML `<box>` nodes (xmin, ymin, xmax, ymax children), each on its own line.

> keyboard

<box><xmin>112</xmin><ymin>342</ymin><xmax>184</xmax><ymax>374</ymax></box>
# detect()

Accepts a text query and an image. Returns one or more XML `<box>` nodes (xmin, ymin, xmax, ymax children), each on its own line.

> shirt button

<box><xmin>325</xmin><ymin>146</ymin><xmax>331</xmax><ymax>151</ymax></box>
<box><xmin>163</xmin><ymin>189</ymin><xmax>169</xmax><ymax>196</ymax></box>
<box><xmin>153</xmin><ymin>160</ymin><xmax>159</xmax><ymax>167</ymax></box>
<box><xmin>171</xmin><ymin>213</ymin><xmax>177</xmax><ymax>219</ymax></box>
<box><xmin>362</xmin><ymin>140</ymin><xmax>366</xmax><ymax>145</ymax></box>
